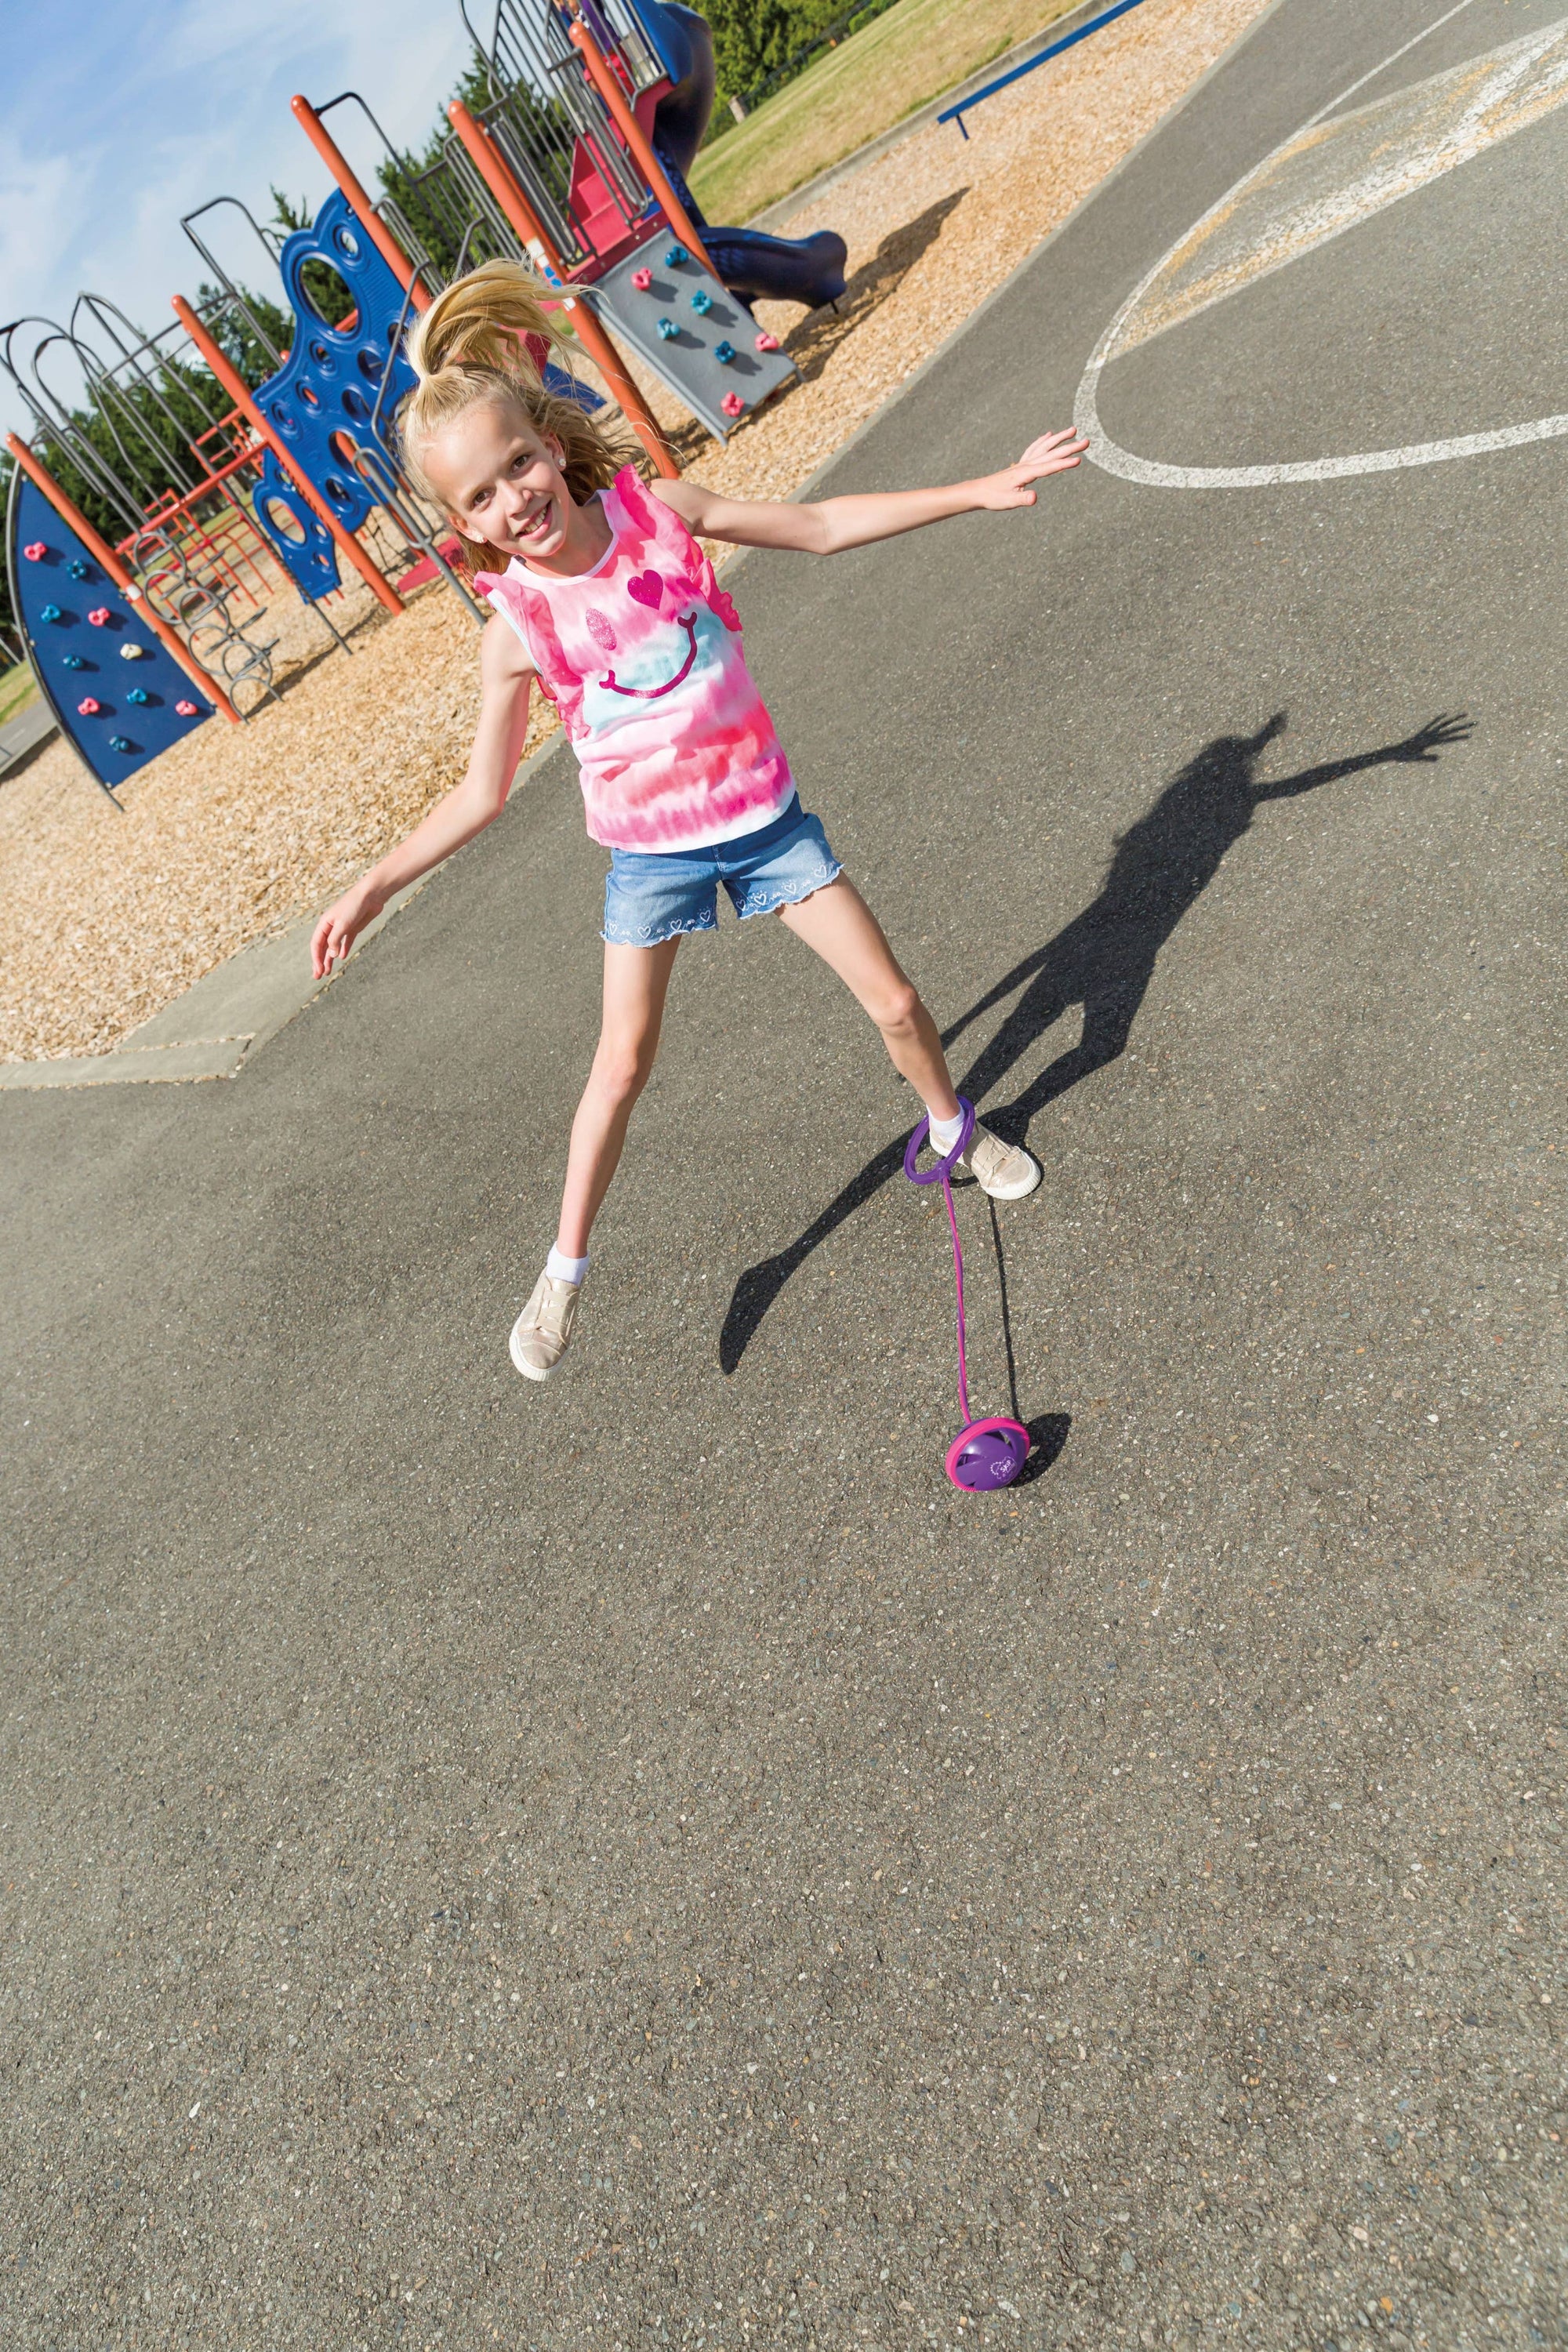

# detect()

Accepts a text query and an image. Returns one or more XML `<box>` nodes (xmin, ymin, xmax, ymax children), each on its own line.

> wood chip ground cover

<box><xmin>0</xmin><ymin>0</ymin><xmax>1269</xmax><ymax>1065</ymax></box>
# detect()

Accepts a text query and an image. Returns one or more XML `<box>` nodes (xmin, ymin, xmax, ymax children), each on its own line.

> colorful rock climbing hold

<box><xmin>63</xmin><ymin>653</ymin><xmax>84</xmax><ymax>670</ymax></box>
<box><xmin>127</xmin><ymin>687</ymin><xmax>151</xmax><ymax>706</ymax></box>
<box><xmin>713</xmin><ymin>341</ymin><xmax>735</xmax><ymax>365</ymax></box>
<box><xmin>691</xmin><ymin>289</ymin><xmax>713</xmax><ymax>315</ymax></box>
<box><xmin>40</xmin><ymin>602</ymin><xmax>62</xmax><ymax>623</ymax></box>
<box><xmin>175</xmin><ymin>700</ymin><xmax>199</xmax><ymax>717</ymax></box>
<box><xmin>755</xmin><ymin>332</ymin><xmax>780</xmax><ymax>352</ymax></box>
<box><xmin>23</xmin><ymin>540</ymin><xmax>47</xmax><ymax>561</ymax></box>
<box><xmin>110</xmin><ymin>735</ymin><xmax>133</xmax><ymax>753</ymax></box>
<box><xmin>87</xmin><ymin>607</ymin><xmax>111</xmax><ymax>627</ymax></box>
<box><xmin>656</xmin><ymin>317</ymin><xmax>680</xmax><ymax>342</ymax></box>
<box><xmin>77</xmin><ymin>697</ymin><xmax>101</xmax><ymax>716</ymax></box>
<box><xmin>631</xmin><ymin>267</ymin><xmax>652</xmax><ymax>292</ymax></box>
<box><xmin>720</xmin><ymin>391</ymin><xmax>746</xmax><ymax>419</ymax></box>
<box><xmin>119</xmin><ymin>642</ymin><xmax>146</xmax><ymax>660</ymax></box>
<box><xmin>68</xmin><ymin>557</ymin><xmax>90</xmax><ymax>579</ymax></box>
<box><xmin>664</xmin><ymin>244</ymin><xmax>688</xmax><ymax>267</ymax></box>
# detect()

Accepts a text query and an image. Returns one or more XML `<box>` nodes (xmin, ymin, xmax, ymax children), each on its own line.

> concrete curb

<box><xmin>0</xmin><ymin>873</ymin><xmax>426</xmax><ymax>1092</ymax></box>
<box><xmin>743</xmin><ymin>0</ymin><xmax>1106</xmax><ymax>232</ymax></box>
<box><xmin>0</xmin><ymin>695</ymin><xmax>58</xmax><ymax>779</ymax></box>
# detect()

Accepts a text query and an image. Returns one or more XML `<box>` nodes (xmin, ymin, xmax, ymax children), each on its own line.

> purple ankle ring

<box><xmin>905</xmin><ymin>1097</ymin><xmax>1030</xmax><ymax>1493</ymax></box>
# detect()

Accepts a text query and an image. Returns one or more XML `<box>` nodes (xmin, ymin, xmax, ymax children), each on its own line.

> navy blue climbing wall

<box><xmin>248</xmin><ymin>190</ymin><xmax>604</xmax><ymax>602</ymax></box>
<box><xmin>246</xmin><ymin>191</ymin><xmax>401</xmax><ymax>599</ymax></box>
<box><xmin>6</xmin><ymin>471</ymin><xmax>213</xmax><ymax>795</ymax></box>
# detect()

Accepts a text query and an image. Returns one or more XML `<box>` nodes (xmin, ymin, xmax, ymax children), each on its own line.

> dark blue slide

<box><xmin>635</xmin><ymin>0</ymin><xmax>849</xmax><ymax>313</ymax></box>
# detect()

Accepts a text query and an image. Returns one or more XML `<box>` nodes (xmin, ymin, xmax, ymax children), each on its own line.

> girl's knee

<box><xmin>592</xmin><ymin>1040</ymin><xmax>655</xmax><ymax>1105</ymax></box>
<box><xmin>873</xmin><ymin>978</ymin><xmax>922</xmax><ymax>1036</ymax></box>
<box><xmin>594</xmin><ymin>1058</ymin><xmax>658</xmax><ymax>1110</ymax></box>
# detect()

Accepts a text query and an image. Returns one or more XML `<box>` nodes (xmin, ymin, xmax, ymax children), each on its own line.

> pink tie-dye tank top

<box><xmin>477</xmin><ymin>466</ymin><xmax>795</xmax><ymax>853</ymax></box>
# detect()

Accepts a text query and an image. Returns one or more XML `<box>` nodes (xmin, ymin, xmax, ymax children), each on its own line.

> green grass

<box><xmin>0</xmin><ymin>660</ymin><xmax>38</xmax><ymax>730</ymax></box>
<box><xmin>689</xmin><ymin>0</ymin><xmax>1080</xmax><ymax>223</ymax></box>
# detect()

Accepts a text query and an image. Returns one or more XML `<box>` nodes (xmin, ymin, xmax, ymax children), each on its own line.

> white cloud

<box><xmin>1</xmin><ymin>0</ymin><xmax>474</xmax><ymax>436</ymax></box>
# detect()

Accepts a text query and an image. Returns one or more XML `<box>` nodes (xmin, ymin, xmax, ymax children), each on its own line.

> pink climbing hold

<box><xmin>23</xmin><ymin>539</ymin><xmax>47</xmax><ymax>561</ymax></box>
<box><xmin>77</xmin><ymin>697</ymin><xmax>102</xmax><ymax>716</ymax></box>
<box><xmin>754</xmin><ymin>332</ymin><xmax>779</xmax><ymax>353</ymax></box>
<box><xmin>87</xmin><ymin>606</ymin><xmax>111</xmax><ymax>627</ymax></box>
<box><xmin>631</xmin><ymin>267</ymin><xmax>652</xmax><ymax>292</ymax></box>
<box><xmin>175</xmin><ymin>700</ymin><xmax>199</xmax><ymax>717</ymax></box>
<box><xmin>720</xmin><ymin>391</ymin><xmax>745</xmax><ymax>419</ymax></box>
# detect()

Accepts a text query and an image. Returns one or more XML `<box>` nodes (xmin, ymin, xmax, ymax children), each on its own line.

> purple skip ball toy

<box><xmin>904</xmin><ymin>1097</ymin><xmax>1031</xmax><ymax>1492</ymax></box>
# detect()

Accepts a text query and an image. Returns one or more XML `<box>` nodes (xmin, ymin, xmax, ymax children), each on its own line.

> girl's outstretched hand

<box><xmin>310</xmin><ymin>882</ymin><xmax>385</xmax><ymax>980</ymax></box>
<box><xmin>974</xmin><ymin>426</ymin><xmax>1090</xmax><ymax>508</ymax></box>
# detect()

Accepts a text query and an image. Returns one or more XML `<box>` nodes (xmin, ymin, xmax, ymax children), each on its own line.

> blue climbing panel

<box><xmin>588</xmin><ymin>240</ymin><xmax>797</xmax><ymax>442</ymax></box>
<box><xmin>248</xmin><ymin>190</ymin><xmax>604</xmax><ymax>601</ymax></box>
<box><xmin>245</xmin><ymin>191</ymin><xmax>401</xmax><ymax>598</ymax></box>
<box><xmin>5</xmin><ymin>471</ymin><xmax>213</xmax><ymax>796</ymax></box>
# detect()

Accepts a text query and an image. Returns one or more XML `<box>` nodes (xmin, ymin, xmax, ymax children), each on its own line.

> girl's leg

<box><xmin>778</xmin><ymin>878</ymin><xmax>960</xmax><ymax>1120</ymax></box>
<box><xmin>556</xmin><ymin>938</ymin><xmax>681</xmax><ymax>1258</ymax></box>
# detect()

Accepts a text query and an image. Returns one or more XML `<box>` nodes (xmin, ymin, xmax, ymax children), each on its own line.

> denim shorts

<box><xmin>601</xmin><ymin>796</ymin><xmax>842</xmax><ymax>948</ymax></box>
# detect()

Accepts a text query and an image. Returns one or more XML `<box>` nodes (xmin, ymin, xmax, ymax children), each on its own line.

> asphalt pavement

<box><xmin>2</xmin><ymin>2</ymin><xmax>1565</xmax><ymax>2346</ymax></box>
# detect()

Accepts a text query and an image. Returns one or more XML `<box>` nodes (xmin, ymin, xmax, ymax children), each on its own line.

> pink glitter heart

<box><xmin>626</xmin><ymin>569</ymin><xmax>664</xmax><ymax>609</ymax></box>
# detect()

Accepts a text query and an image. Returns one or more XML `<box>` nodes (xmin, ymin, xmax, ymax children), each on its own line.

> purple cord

<box><xmin>942</xmin><ymin>1163</ymin><xmax>971</xmax><ymax>1425</ymax></box>
<box><xmin>903</xmin><ymin>1096</ymin><xmax>976</xmax><ymax>1425</ymax></box>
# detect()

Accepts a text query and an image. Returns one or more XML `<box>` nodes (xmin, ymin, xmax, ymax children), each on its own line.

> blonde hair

<box><xmin>398</xmin><ymin>258</ymin><xmax>639</xmax><ymax>543</ymax></box>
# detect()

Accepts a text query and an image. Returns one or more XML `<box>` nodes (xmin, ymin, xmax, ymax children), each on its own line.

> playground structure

<box><xmin>1</xmin><ymin>293</ymin><xmax>307</xmax><ymax>798</ymax></box>
<box><xmin>4</xmin><ymin>0</ymin><xmax>850</xmax><ymax>797</ymax></box>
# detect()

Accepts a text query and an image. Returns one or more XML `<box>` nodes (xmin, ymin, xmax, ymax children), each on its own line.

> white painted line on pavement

<box><xmin>1075</xmin><ymin>5</ymin><xmax>1568</xmax><ymax>489</ymax></box>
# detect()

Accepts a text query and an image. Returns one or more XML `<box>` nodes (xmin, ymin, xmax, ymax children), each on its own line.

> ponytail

<box><xmin>398</xmin><ymin>258</ymin><xmax>640</xmax><ymax>524</ymax></box>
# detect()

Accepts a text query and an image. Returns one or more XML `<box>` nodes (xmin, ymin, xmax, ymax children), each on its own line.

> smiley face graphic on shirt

<box><xmin>578</xmin><ymin>574</ymin><xmax>731</xmax><ymax>733</ymax></box>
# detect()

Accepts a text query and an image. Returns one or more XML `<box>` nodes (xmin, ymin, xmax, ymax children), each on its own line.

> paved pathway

<box><xmin>3</xmin><ymin>2</ymin><xmax>1564</xmax><ymax>2343</ymax></box>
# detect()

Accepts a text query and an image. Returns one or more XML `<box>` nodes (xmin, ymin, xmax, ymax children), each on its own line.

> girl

<box><xmin>312</xmin><ymin>263</ymin><xmax>1087</xmax><ymax>1381</ymax></box>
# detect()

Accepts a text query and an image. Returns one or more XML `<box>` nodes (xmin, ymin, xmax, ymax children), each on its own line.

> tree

<box><xmin>701</xmin><ymin>0</ymin><xmax>802</xmax><ymax>99</ymax></box>
<box><xmin>195</xmin><ymin>282</ymin><xmax>293</xmax><ymax>389</ymax></box>
<box><xmin>270</xmin><ymin>187</ymin><xmax>358</xmax><ymax>328</ymax></box>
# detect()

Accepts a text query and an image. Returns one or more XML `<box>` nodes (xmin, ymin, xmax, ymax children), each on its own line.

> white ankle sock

<box><xmin>546</xmin><ymin>1245</ymin><xmax>590</xmax><ymax>1286</ymax></box>
<box><xmin>927</xmin><ymin>1106</ymin><xmax>965</xmax><ymax>1156</ymax></box>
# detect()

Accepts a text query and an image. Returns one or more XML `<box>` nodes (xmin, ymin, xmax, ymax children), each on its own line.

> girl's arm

<box><xmin>650</xmin><ymin>426</ymin><xmax>1088</xmax><ymax>555</ymax></box>
<box><xmin>310</xmin><ymin>612</ymin><xmax>535</xmax><ymax>978</ymax></box>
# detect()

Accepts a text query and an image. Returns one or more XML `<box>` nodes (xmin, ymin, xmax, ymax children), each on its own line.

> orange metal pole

<box><xmin>567</xmin><ymin>17</ymin><xmax>715</xmax><ymax>278</ymax></box>
<box><xmin>446</xmin><ymin>100</ymin><xmax>678</xmax><ymax>481</ymax></box>
<box><xmin>5</xmin><ymin>431</ymin><xmax>243</xmax><ymax>724</ymax></box>
<box><xmin>290</xmin><ymin>96</ymin><xmax>431</xmax><ymax>314</ymax></box>
<box><xmin>172</xmin><ymin>296</ymin><xmax>405</xmax><ymax>617</ymax></box>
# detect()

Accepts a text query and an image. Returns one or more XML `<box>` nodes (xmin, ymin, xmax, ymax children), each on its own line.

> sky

<box><xmin>0</xmin><ymin>0</ymin><xmax>477</xmax><ymax>434</ymax></box>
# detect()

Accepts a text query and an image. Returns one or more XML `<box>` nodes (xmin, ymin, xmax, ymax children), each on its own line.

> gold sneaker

<box><xmin>964</xmin><ymin>1122</ymin><xmax>1041</xmax><ymax>1200</ymax></box>
<box><xmin>509</xmin><ymin>1271</ymin><xmax>582</xmax><ymax>1381</ymax></box>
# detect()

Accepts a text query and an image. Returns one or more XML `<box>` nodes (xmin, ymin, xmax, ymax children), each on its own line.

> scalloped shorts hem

<box><xmin>601</xmin><ymin>797</ymin><xmax>842</xmax><ymax>949</ymax></box>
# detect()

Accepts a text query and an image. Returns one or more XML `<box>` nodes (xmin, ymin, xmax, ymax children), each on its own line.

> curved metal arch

<box><xmin>0</xmin><ymin>318</ymin><xmax>151</xmax><ymax>539</ymax></box>
<box><xmin>180</xmin><ymin>197</ymin><xmax>289</xmax><ymax>376</ymax></box>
